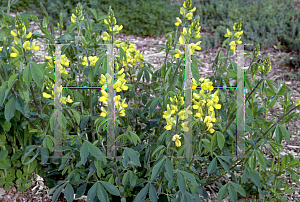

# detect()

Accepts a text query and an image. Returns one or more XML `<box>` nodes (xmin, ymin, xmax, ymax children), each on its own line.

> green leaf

<box><xmin>64</xmin><ymin>183</ymin><xmax>74</xmax><ymax>202</ymax></box>
<box><xmin>177</xmin><ymin>171</ymin><xmax>186</xmax><ymax>193</ymax></box>
<box><xmin>217</xmin><ymin>183</ymin><xmax>228</xmax><ymax>201</ymax></box>
<box><xmin>0</xmin><ymin>83</ymin><xmax>8</xmax><ymax>107</ymax></box>
<box><xmin>52</xmin><ymin>183</ymin><xmax>67</xmax><ymax>202</ymax></box>
<box><xmin>137</xmin><ymin>67</ymin><xmax>143</xmax><ymax>82</ymax></box>
<box><xmin>216</xmin><ymin>131</ymin><xmax>225</xmax><ymax>150</ymax></box>
<box><xmin>180</xmin><ymin>170</ymin><xmax>197</xmax><ymax>185</ymax></box>
<box><xmin>75</xmin><ymin>183</ymin><xmax>87</xmax><ymax>199</ymax></box>
<box><xmin>150</xmin><ymin>157</ymin><xmax>165</xmax><ymax>182</ymax></box>
<box><xmin>228</xmin><ymin>184</ymin><xmax>237</xmax><ymax>202</ymax></box>
<box><xmin>249</xmin><ymin>169</ymin><xmax>261</xmax><ymax>187</ymax></box>
<box><xmin>40</xmin><ymin>147</ymin><xmax>48</xmax><ymax>165</ymax></box>
<box><xmin>275</xmin><ymin>125</ymin><xmax>283</xmax><ymax>144</ymax></box>
<box><xmin>218</xmin><ymin>158</ymin><xmax>230</xmax><ymax>174</ymax></box>
<box><xmin>277</xmin><ymin>83</ymin><xmax>286</xmax><ymax>95</ymax></box>
<box><xmin>5</xmin><ymin>97</ymin><xmax>16</xmax><ymax>122</ymax></box>
<box><xmin>144</xmin><ymin>68</ymin><xmax>150</xmax><ymax>82</ymax></box>
<box><xmin>0</xmin><ymin>150</ymin><xmax>8</xmax><ymax>161</ymax></box>
<box><xmin>22</xmin><ymin>151</ymin><xmax>39</xmax><ymax>166</ymax></box>
<box><xmin>149</xmin><ymin>97</ymin><xmax>161</xmax><ymax>116</ymax></box>
<box><xmin>70</xmin><ymin>108</ymin><xmax>80</xmax><ymax>125</ymax></box>
<box><xmin>230</xmin><ymin>182</ymin><xmax>246</xmax><ymax>197</ymax></box>
<box><xmin>279</xmin><ymin>124</ymin><xmax>290</xmax><ymax>143</ymax></box>
<box><xmin>100</xmin><ymin>181</ymin><xmax>120</xmax><ymax>196</ymax></box>
<box><xmin>2</xmin><ymin>121</ymin><xmax>11</xmax><ymax>132</ymax></box>
<box><xmin>80</xmin><ymin>141</ymin><xmax>89</xmax><ymax>165</ymax></box>
<box><xmin>165</xmin><ymin>158</ymin><xmax>173</xmax><ymax>181</ymax></box>
<box><xmin>97</xmin><ymin>182</ymin><xmax>109</xmax><ymax>202</ymax></box>
<box><xmin>191</xmin><ymin>56</ymin><xmax>200</xmax><ymax>82</ymax></box>
<box><xmin>149</xmin><ymin>183</ymin><xmax>157</xmax><ymax>202</ymax></box>
<box><xmin>122</xmin><ymin>147</ymin><xmax>141</xmax><ymax>167</ymax></box>
<box><xmin>255</xmin><ymin>150</ymin><xmax>266</xmax><ymax>168</ymax></box>
<box><xmin>266</xmin><ymin>96</ymin><xmax>277</xmax><ymax>110</ymax></box>
<box><xmin>87</xmin><ymin>182</ymin><xmax>97</xmax><ymax>202</ymax></box>
<box><xmin>133</xmin><ymin>183</ymin><xmax>149</xmax><ymax>202</ymax></box>
<box><xmin>207</xmin><ymin>157</ymin><xmax>217</xmax><ymax>175</ymax></box>
<box><xmin>87</xmin><ymin>141</ymin><xmax>103</xmax><ymax>162</ymax></box>
<box><xmin>30</xmin><ymin>62</ymin><xmax>44</xmax><ymax>88</ymax></box>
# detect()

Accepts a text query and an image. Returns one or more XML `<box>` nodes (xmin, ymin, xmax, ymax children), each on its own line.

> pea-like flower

<box><xmin>175</xmin><ymin>17</ymin><xmax>182</xmax><ymax>26</ymax></box>
<box><xmin>186</xmin><ymin>12</ymin><xmax>193</xmax><ymax>20</ymax></box>
<box><xmin>10</xmin><ymin>47</ymin><xmax>20</xmax><ymax>57</ymax></box>
<box><xmin>229</xmin><ymin>41</ymin><xmax>236</xmax><ymax>51</ymax></box>
<box><xmin>174</xmin><ymin>49</ymin><xmax>182</xmax><ymax>58</ymax></box>
<box><xmin>172</xmin><ymin>134</ymin><xmax>181</xmax><ymax>147</ymax></box>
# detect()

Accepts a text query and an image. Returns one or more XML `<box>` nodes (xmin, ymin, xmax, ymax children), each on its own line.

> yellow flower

<box><xmin>102</xmin><ymin>32</ymin><xmax>111</xmax><ymax>41</ymax></box>
<box><xmin>10</xmin><ymin>47</ymin><xmax>20</xmax><ymax>57</ymax></box>
<box><xmin>175</xmin><ymin>17</ymin><xmax>182</xmax><ymax>26</ymax></box>
<box><xmin>23</xmin><ymin>41</ymin><xmax>31</xmax><ymax>51</ymax></box>
<box><xmin>0</xmin><ymin>47</ymin><xmax>2</xmax><ymax>51</ymax></box>
<box><xmin>11</xmin><ymin>30</ymin><xmax>17</xmax><ymax>37</ymax></box>
<box><xmin>236</xmin><ymin>37</ymin><xmax>242</xmax><ymax>44</ymax></box>
<box><xmin>31</xmin><ymin>40</ymin><xmax>39</xmax><ymax>51</ymax></box>
<box><xmin>181</xmin><ymin>121</ymin><xmax>189</xmax><ymax>132</ymax></box>
<box><xmin>65</xmin><ymin>95</ymin><xmax>73</xmax><ymax>103</ymax></box>
<box><xmin>186</xmin><ymin>12</ymin><xmax>193</xmax><ymax>20</ymax></box>
<box><xmin>174</xmin><ymin>49</ymin><xmax>182</xmax><ymax>58</ymax></box>
<box><xmin>71</xmin><ymin>13</ymin><xmax>76</xmax><ymax>23</ymax></box>
<box><xmin>229</xmin><ymin>41</ymin><xmax>236</xmax><ymax>51</ymax></box>
<box><xmin>224</xmin><ymin>29</ymin><xmax>232</xmax><ymax>38</ymax></box>
<box><xmin>163</xmin><ymin>104</ymin><xmax>176</xmax><ymax>119</ymax></box>
<box><xmin>179</xmin><ymin>36</ymin><xmax>185</xmax><ymax>44</ymax></box>
<box><xmin>172</xmin><ymin>134</ymin><xmax>181</xmax><ymax>147</ymax></box>
<box><xmin>100</xmin><ymin>74</ymin><xmax>106</xmax><ymax>85</ymax></box>
<box><xmin>26</xmin><ymin>32</ymin><xmax>32</xmax><ymax>39</ymax></box>
<box><xmin>104</xmin><ymin>19</ymin><xmax>109</xmax><ymax>25</ymax></box>
<box><xmin>195</xmin><ymin>32</ymin><xmax>201</xmax><ymax>39</ymax></box>
<box><xmin>43</xmin><ymin>92</ymin><xmax>51</xmax><ymax>98</ymax></box>
<box><xmin>234</xmin><ymin>31</ymin><xmax>243</xmax><ymax>38</ymax></box>
<box><xmin>100</xmin><ymin>107</ymin><xmax>107</xmax><ymax>117</ymax></box>
<box><xmin>180</xmin><ymin>7</ymin><xmax>185</xmax><ymax>15</ymax></box>
<box><xmin>181</xmin><ymin>27</ymin><xmax>187</xmax><ymax>36</ymax></box>
<box><xmin>171</xmin><ymin>104</ymin><xmax>178</xmax><ymax>112</ymax></box>
<box><xmin>189</xmin><ymin>7</ymin><xmax>196</xmax><ymax>12</ymax></box>
<box><xmin>296</xmin><ymin>100</ymin><xmax>300</xmax><ymax>106</ymax></box>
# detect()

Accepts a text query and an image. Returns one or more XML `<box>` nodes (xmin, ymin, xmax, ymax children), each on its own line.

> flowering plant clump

<box><xmin>1</xmin><ymin>0</ymin><xmax>300</xmax><ymax>201</ymax></box>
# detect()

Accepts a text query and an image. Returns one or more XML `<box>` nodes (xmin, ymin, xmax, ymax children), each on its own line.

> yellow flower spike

<box><xmin>186</xmin><ymin>12</ymin><xmax>193</xmax><ymax>20</ymax></box>
<box><xmin>189</xmin><ymin>7</ymin><xmax>196</xmax><ymax>12</ymax></box>
<box><xmin>179</xmin><ymin>36</ymin><xmax>185</xmax><ymax>44</ymax></box>
<box><xmin>43</xmin><ymin>92</ymin><xmax>51</xmax><ymax>98</ymax></box>
<box><xmin>181</xmin><ymin>27</ymin><xmax>187</xmax><ymax>36</ymax></box>
<box><xmin>175</xmin><ymin>17</ymin><xmax>182</xmax><ymax>26</ymax></box>
<box><xmin>26</xmin><ymin>32</ymin><xmax>32</xmax><ymax>39</ymax></box>
<box><xmin>23</xmin><ymin>41</ymin><xmax>31</xmax><ymax>51</ymax></box>
<box><xmin>174</xmin><ymin>49</ymin><xmax>182</xmax><ymax>58</ymax></box>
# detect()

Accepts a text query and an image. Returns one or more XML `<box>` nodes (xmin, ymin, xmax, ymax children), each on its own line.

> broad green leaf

<box><xmin>241</xmin><ymin>168</ymin><xmax>250</xmax><ymax>183</ymax></box>
<box><xmin>191</xmin><ymin>56</ymin><xmax>200</xmax><ymax>82</ymax></box>
<box><xmin>217</xmin><ymin>183</ymin><xmax>228</xmax><ymax>201</ymax></box>
<box><xmin>207</xmin><ymin>157</ymin><xmax>217</xmax><ymax>175</ymax></box>
<box><xmin>30</xmin><ymin>62</ymin><xmax>44</xmax><ymax>88</ymax></box>
<box><xmin>70</xmin><ymin>108</ymin><xmax>81</xmax><ymax>125</ymax></box>
<box><xmin>87</xmin><ymin>141</ymin><xmax>103</xmax><ymax>162</ymax></box>
<box><xmin>279</xmin><ymin>124</ymin><xmax>290</xmax><ymax>143</ymax></box>
<box><xmin>255</xmin><ymin>150</ymin><xmax>266</xmax><ymax>168</ymax></box>
<box><xmin>228</xmin><ymin>185</ymin><xmax>237</xmax><ymax>202</ymax></box>
<box><xmin>97</xmin><ymin>182</ymin><xmax>109</xmax><ymax>202</ymax></box>
<box><xmin>39</xmin><ymin>147</ymin><xmax>48</xmax><ymax>165</ymax></box>
<box><xmin>5</xmin><ymin>97</ymin><xmax>16</xmax><ymax>122</ymax></box>
<box><xmin>133</xmin><ymin>183</ymin><xmax>149</xmax><ymax>202</ymax></box>
<box><xmin>122</xmin><ymin>147</ymin><xmax>141</xmax><ymax>167</ymax></box>
<box><xmin>64</xmin><ymin>183</ymin><xmax>74</xmax><ymax>202</ymax></box>
<box><xmin>0</xmin><ymin>150</ymin><xmax>8</xmax><ymax>161</ymax></box>
<box><xmin>277</xmin><ymin>83</ymin><xmax>286</xmax><ymax>95</ymax></box>
<box><xmin>149</xmin><ymin>183</ymin><xmax>157</xmax><ymax>202</ymax></box>
<box><xmin>52</xmin><ymin>183</ymin><xmax>67</xmax><ymax>202</ymax></box>
<box><xmin>180</xmin><ymin>170</ymin><xmax>197</xmax><ymax>185</ymax></box>
<box><xmin>80</xmin><ymin>141</ymin><xmax>89</xmax><ymax>165</ymax></box>
<box><xmin>75</xmin><ymin>183</ymin><xmax>87</xmax><ymax>199</ymax></box>
<box><xmin>249</xmin><ymin>169</ymin><xmax>261</xmax><ymax>187</ymax></box>
<box><xmin>0</xmin><ymin>83</ymin><xmax>8</xmax><ymax>107</ymax></box>
<box><xmin>87</xmin><ymin>182</ymin><xmax>97</xmax><ymax>202</ymax></box>
<box><xmin>177</xmin><ymin>171</ymin><xmax>186</xmax><ymax>193</ymax></box>
<box><xmin>149</xmin><ymin>97</ymin><xmax>161</xmax><ymax>115</ymax></box>
<box><xmin>22</xmin><ymin>151</ymin><xmax>39</xmax><ymax>165</ymax></box>
<box><xmin>218</xmin><ymin>158</ymin><xmax>230</xmax><ymax>174</ymax></box>
<box><xmin>150</xmin><ymin>157</ymin><xmax>165</xmax><ymax>182</ymax></box>
<box><xmin>216</xmin><ymin>131</ymin><xmax>225</xmax><ymax>150</ymax></box>
<box><xmin>275</xmin><ymin>125</ymin><xmax>283</xmax><ymax>144</ymax></box>
<box><xmin>230</xmin><ymin>182</ymin><xmax>246</xmax><ymax>197</ymax></box>
<box><xmin>266</xmin><ymin>96</ymin><xmax>277</xmax><ymax>110</ymax></box>
<box><xmin>165</xmin><ymin>158</ymin><xmax>173</xmax><ymax>181</ymax></box>
<box><xmin>100</xmin><ymin>181</ymin><xmax>120</xmax><ymax>196</ymax></box>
